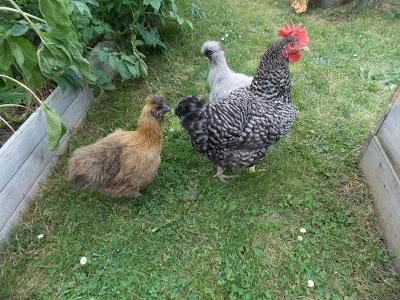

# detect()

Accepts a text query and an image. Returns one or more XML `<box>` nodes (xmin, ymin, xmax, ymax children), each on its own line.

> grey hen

<box><xmin>176</xmin><ymin>22</ymin><xmax>309</xmax><ymax>181</ymax></box>
<box><xmin>201</xmin><ymin>41</ymin><xmax>253</xmax><ymax>103</ymax></box>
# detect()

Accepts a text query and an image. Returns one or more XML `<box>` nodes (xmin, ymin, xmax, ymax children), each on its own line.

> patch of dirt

<box><xmin>0</xmin><ymin>127</ymin><xmax>15</xmax><ymax>148</ymax></box>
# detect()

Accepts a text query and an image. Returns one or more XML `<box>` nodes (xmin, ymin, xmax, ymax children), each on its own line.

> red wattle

<box><xmin>288</xmin><ymin>51</ymin><xmax>301</xmax><ymax>63</ymax></box>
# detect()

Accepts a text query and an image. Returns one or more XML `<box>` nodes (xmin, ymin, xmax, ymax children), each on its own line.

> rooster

<box><xmin>68</xmin><ymin>95</ymin><xmax>170</xmax><ymax>197</ymax></box>
<box><xmin>176</xmin><ymin>21</ymin><xmax>309</xmax><ymax>181</ymax></box>
<box><xmin>201</xmin><ymin>41</ymin><xmax>253</xmax><ymax>103</ymax></box>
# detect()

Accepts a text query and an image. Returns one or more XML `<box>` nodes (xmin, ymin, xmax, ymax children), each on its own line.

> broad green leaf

<box><xmin>8</xmin><ymin>24</ymin><xmax>29</xmax><ymax>36</ymax></box>
<box><xmin>125</xmin><ymin>62</ymin><xmax>139</xmax><ymax>78</ymax></box>
<box><xmin>38</xmin><ymin>0</ymin><xmax>78</xmax><ymax>41</ymax></box>
<box><xmin>0</xmin><ymin>86</ymin><xmax>29</xmax><ymax>105</ymax></box>
<box><xmin>135</xmin><ymin>40</ymin><xmax>145</xmax><ymax>47</ymax></box>
<box><xmin>10</xmin><ymin>40</ymin><xmax>25</xmax><ymax>66</ymax></box>
<box><xmin>37</xmin><ymin>42</ymin><xmax>69</xmax><ymax>77</ymax></box>
<box><xmin>87</xmin><ymin>0</ymin><xmax>100</xmax><ymax>7</ymax></box>
<box><xmin>12</xmin><ymin>37</ymin><xmax>42</xmax><ymax>89</ymax></box>
<box><xmin>121</xmin><ymin>55</ymin><xmax>137</xmax><ymax>65</ymax></box>
<box><xmin>74</xmin><ymin>1</ymin><xmax>92</xmax><ymax>18</ymax></box>
<box><xmin>143</xmin><ymin>0</ymin><xmax>161</xmax><ymax>11</ymax></box>
<box><xmin>42</xmin><ymin>103</ymin><xmax>67</xmax><ymax>151</ymax></box>
<box><xmin>54</xmin><ymin>68</ymin><xmax>82</xmax><ymax>91</ymax></box>
<box><xmin>107</xmin><ymin>55</ymin><xmax>119</xmax><ymax>70</ymax></box>
<box><xmin>0</xmin><ymin>39</ymin><xmax>13</xmax><ymax>71</ymax></box>
<box><xmin>139</xmin><ymin>62</ymin><xmax>148</xmax><ymax>76</ymax></box>
<box><xmin>135</xmin><ymin>25</ymin><xmax>165</xmax><ymax>48</ymax></box>
<box><xmin>102</xmin><ymin>81</ymin><xmax>116</xmax><ymax>91</ymax></box>
<box><xmin>116</xmin><ymin>61</ymin><xmax>131</xmax><ymax>81</ymax></box>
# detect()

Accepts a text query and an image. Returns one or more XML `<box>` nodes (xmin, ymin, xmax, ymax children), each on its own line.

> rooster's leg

<box><xmin>213</xmin><ymin>166</ymin><xmax>233</xmax><ymax>182</ymax></box>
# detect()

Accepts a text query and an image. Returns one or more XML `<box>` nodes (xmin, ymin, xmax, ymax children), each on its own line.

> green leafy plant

<box><xmin>0</xmin><ymin>74</ymin><xmax>67</xmax><ymax>150</ymax></box>
<box><xmin>0</xmin><ymin>0</ymin><xmax>204</xmax><ymax>149</ymax></box>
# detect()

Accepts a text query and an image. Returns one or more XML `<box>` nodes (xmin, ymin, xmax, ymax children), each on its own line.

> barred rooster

<box><xmin>175</xmin><ymin>21</ymin><xmax>309</xmax><ymax>181</ymax></box>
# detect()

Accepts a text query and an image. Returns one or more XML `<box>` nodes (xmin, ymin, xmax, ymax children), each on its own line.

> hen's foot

<box><xmin>248</xmin><ymin>166</ymin><xmax>256</xmax><ymax>173</ymax></box>
<box><xmin>132</xmin><ymin>192</ymin><xmax>142</xmax><ymax>199</ymax></box>
<box><xmin>213</xmin><ymin>166</ymin><xmax>233</xmax><ymax>182</ymax></box>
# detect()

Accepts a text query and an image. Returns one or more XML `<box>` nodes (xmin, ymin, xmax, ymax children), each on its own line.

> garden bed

<box><xmin>0</xmin><ymin>43</ymin><xmax>114</xmax><ymax>246</ymax></box>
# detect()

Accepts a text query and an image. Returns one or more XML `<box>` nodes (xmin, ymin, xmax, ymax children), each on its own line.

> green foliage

<box><xmin>0</xmin><ymin>0</ymin><xmax>205</xmax><ymax>149</ymax></box>
<box><xmin>42</xmin><ymin>102</ymin><xmax>67</xmax><ymax>150</ymax></box>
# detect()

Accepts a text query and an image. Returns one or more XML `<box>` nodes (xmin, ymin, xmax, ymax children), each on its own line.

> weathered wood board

<box><xmin>0</xmin><ymin>44</ymin><xmax>115</xmax><ymax>246</ymax></box>
<box><xmin>360</xmin><ymin>86</ymin><xmax>400</xmax><ymax>271</ymax></box>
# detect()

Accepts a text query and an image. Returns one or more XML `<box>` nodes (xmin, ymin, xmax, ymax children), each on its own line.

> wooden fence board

<box><xmin>360</xmin><ymin>136</ymin><xmax>400</xmax><ymax>270</ymax></box>
<box><xmin>377</xmin><ymin>96</ymin><xmax>400</xmax><ymax>175</ymax></box>
<box><xmin>0</xmin><ymin>86</ymin><xmax>94</xmax><ymax>232</ymax></box>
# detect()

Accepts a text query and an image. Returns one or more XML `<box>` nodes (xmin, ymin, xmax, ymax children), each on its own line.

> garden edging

<box><xmin>0</xmin><ymin>42</ymin><xmax>115</xmax><ymax>247</ymax></box>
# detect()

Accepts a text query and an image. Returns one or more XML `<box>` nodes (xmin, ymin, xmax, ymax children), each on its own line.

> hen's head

<box><xmin>143</xmin><ymin>95</ymin><xmax>170</xmax><ymax>122</ymax></box>
<box><xmin>201</xmin><ymin>41</ymin><xmax>223</xmax><ymax>60</ymax></box>
<box><xmin>279</xmin><ymin>21</ymin><xmax>309</xmax><ymax>63</ymax></box>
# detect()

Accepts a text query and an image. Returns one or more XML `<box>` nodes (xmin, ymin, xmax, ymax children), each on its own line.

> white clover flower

<box><xmin>300</xmin><ymin>228</ymin><xmax>307</xmax><ymax>234</ymax></box>
<box><xmin>225</xmin><ymin>33</ymin><xmax>229</xmax><ymax>37</ymax></box>
<box><xmin>80</xmin><ymin>256</ymin><xmax>87</xmax><ymax>265</ymax></box>
<box><xmin>238</xmin><ymin>35</ymin><xmax>242</xmax><ymax>38</ymax></box>
<box><xmin>221</xmin><ymin>37</ymin><xmax>225</xmax><ymax>41</ymax></box>
<box><xmin>353</xmin><ymin>53</ymin><xmax>358</xmax><ymax>57</ymax></box>
<box><xmin>307</xmin><ymin>280</ymin><xmax>315</xmax><ymax>288</ymax></box>
<box><xmin>297</xmin><ymin>236</ymin><xmax>303</xmax><ymax>241</ymax></box>
<box><xmin>37</xmin><ymin>234</ymin><xmax>44</xmax><ymax>240</ymax></box>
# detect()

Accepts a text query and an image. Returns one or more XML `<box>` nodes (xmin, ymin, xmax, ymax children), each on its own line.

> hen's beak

<box><xmin>162</xmin><ymin>104</ymin><xmax>170</xmax><ymax>114</ymax></box>
<box><xmin>302</xmin><ymin>46</ymin><xmax>310</xmax><ymax>51</ymax></box>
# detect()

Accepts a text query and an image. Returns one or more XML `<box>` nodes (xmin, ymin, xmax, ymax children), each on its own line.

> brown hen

<box><xmin>68</xmin><ymin>95</ymin><xmax>169</xmax><ymax>198</ymax></box>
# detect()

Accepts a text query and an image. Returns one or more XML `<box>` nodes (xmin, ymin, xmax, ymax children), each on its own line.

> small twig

<box><xmin>340</xmin><ymin>145</ymin><xmax>362</xmax><ymax>161</ymax></box>
<box><xmin>0</xmin><ymin>6</ymin><xmax>46</xmax><ymax>23</ymax></box>
<box><xmin>0</xmin><ymin>115</ymin><xmax>15</xmax><ymax>132</ymax></box>
<box><xmin>151</xmin><ymin>218</ymin><xmax>177</xmax><ymax>232</ymax></box>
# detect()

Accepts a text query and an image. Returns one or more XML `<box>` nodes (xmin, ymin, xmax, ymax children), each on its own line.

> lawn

<box><xmin>1</xmin><ymin>0</ymin><xmax>400</xmax><ymax>298</ymax></box>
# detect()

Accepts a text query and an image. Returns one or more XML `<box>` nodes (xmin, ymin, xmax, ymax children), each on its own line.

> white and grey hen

<box><xmin>176</xmin><ymin>22</ymin><xmax>309</xmax><ymax>181</ymax></box>
<box><xmin>201</xmin><ymin>41</ymin><xmax>252</xmax><ymax>103</ymax></box>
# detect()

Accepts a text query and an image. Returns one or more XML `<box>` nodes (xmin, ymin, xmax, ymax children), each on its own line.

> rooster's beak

<box><xmin>302</xmin><ymin>46</ymin><xmax>310</xmax><ymax>51</ymax></box>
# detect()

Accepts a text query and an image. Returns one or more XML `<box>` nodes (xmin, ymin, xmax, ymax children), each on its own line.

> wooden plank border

<box><xmin>360</xmin><ymin>86</ymin><xmax>400</xmax><ymax>271</ymax></box>
<box><xmin>0</xmin><ymin>42</ymin><xmax>116</xmax><ymax>246</ymax></box>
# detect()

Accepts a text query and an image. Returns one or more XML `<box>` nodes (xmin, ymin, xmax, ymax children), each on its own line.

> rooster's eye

<box><xmin>289</xmin><ymin>42</ymin><xmax>296</xmax><ymax>47</ymax></box>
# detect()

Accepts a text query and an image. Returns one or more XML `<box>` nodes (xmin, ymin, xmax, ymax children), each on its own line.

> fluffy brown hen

<box><xmin>68</xmin><ymin>95</ymin><xmax>169</xmax><ymax>198</ymax></box>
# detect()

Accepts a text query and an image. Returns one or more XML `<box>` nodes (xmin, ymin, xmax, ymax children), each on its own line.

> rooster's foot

<box><xmin>248</xmin><ymin>166</ymin><xmax>256</xmax><ymax>173</ymax></box>
<box><xmin>213</xmin><ymin>166</ymin><xmax>233</xmax><ymax>182</ymax></box>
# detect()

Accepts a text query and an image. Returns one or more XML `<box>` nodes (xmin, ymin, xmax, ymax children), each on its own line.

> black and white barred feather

<box><xmin>175</xmin><ymin>36</ymin><xmax>298</xmax><ymax>169</ymax></box>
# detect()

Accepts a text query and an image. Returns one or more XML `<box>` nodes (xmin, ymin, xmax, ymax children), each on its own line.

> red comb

<box><xmin>279</xmin><ymin>20</ymin><xmax>309</xmax><ymax>47</ymax></box>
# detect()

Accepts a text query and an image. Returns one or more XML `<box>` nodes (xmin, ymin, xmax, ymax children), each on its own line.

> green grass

<box><xmin>1</xmin><ymin>0</ymin><xmax>400</xmax><ymax>298</ymax></box>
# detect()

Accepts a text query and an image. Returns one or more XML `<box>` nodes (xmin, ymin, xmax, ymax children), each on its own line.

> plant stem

<box><xmin>0</xmin><ymin>74</ymin><xmax>43</xmax><ymax>105</ymax></box>
<box><xmin>0</xmin><ymin>6</ymin><xmax>46</xmax><ymax>23</ymax></box>
<box><xmin>7</xmin><ymin>0</ymin><xmax>42</xmax><ymax>36</ymax></box>
<box><xmin>0</xmin><ymin>104</ymin><xmax>28</xmax><ymax>109</ymax></box>
<box><xmin>0</xmin><ymin>115</ymin><xmax>15</xmax><ymax>133</ymax></box>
